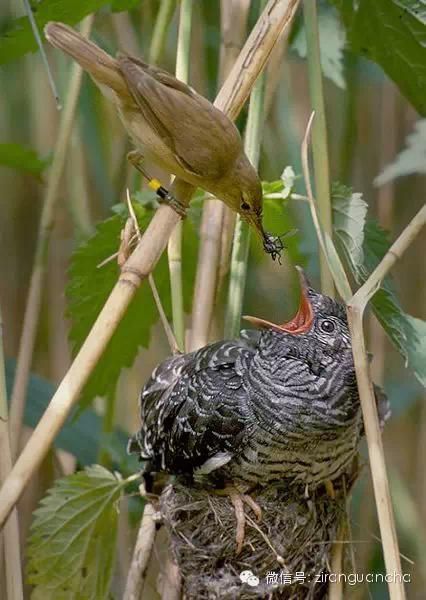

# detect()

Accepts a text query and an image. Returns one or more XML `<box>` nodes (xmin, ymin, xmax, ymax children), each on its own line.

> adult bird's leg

<box><xmin>126</xmin><ymin>150</ymin><xmax>187</xmax><ymax>218</ymax></box>
<box><xmin>217</xmin><ymin>485</ymin><xmax>262</xmax><ymax>555</ymax></box>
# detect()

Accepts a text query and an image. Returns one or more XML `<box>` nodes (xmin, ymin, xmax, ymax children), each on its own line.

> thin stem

<box><xmin>301</xmin><ymin>112</ymin><xmax>352</xmax><ymax>301</ymax></box>
<box><xmin>215</xmin><ymin>0</ymin><xmax>251</xmax><ymax>312</ymax></box>
<box><xmin>23</xmin><ymin>0</ymin><xmax>61</xmax><ymax>108</ymax></box>
<box><xmin>189</xmin><ymin>0</ymin><xmax>251</xmax><ymax>351</ymax></box>
<box><xmin>123</xmin><ymin>502</ymin><xmax>156</xmax><ymax>600</ymax></box>
<box><xmin>224</xmin><ymin>0</ymin><xmax>268</xmax><ymax>339</ymax></box>
<box><xmin>0</xmin><ymin>0</ymin><xmax>303</xmax><ymax>530</ymax></box>
<box><xmin>349</xmin><ymin>210</ymin><xmax>425</xmax><ymax>598</ymax></box>
<box><xmin>328</xmin><ymin>523</ymin><xmax>345</xmax><ymax>600</ymax></box>
<box><xmin>167</xmin><ymin>0</ymin><xmax>193</xmax><ymax>353</ymax></box>
<box><xmin>127</xmin><ymin>190</ymin><xmax>180</xmax><ymax>354</ymax></box>
<box><xmin>346</xmin><ymin>306</ymin><xmax>405</xmax><ymax>600</ymax></box>
<box><xmin>352</xmin><ymin>205</ymin><xmax>426</xmax><ymax>308</ymax></box>
<box><xmin>149</xmin><ymin>0</ymin><xmax>177</xmax><ymax>64</ymax></box>
<box><xmin>8</xmin><ymin>15</ymin><xmax>94</xmax><ymax>460</ymax></box>
<box><xmin>188</xmin><ymin>199</ymin><xmax>224</xmax><ymax>350</ymax></box>
<box><xmin>302</xmin><ymin>0</ymin><xmax>334</xmax><ymax>296</ymax></box>
<box><xmin>0</xmin><ymin>308</ymin><xmax>23</xmax><ymax>600</ymax></box>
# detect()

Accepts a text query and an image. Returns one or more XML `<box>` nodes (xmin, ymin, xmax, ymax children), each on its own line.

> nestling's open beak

<box><xmin>243</xmin><ymin>277</ymin><xmax>314</xmax><ymax>334</ymax></box>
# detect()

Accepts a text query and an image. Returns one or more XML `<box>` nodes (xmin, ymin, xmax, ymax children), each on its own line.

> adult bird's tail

<box><xmin>44</xmin><ymin>22</ymin><xmax>128</xmax><ymax>97</ymax></box>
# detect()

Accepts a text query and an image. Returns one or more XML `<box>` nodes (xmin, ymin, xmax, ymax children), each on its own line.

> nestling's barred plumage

<box><xmin>129</xmin><ymin>288</ymin><xmax>389</xmax><ymax>490</ymax></box>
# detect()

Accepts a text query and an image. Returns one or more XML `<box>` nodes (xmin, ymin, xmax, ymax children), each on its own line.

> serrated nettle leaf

<box><xmin>333</xmin><ymin>0</ymin><xmax>426</xmax><ymax>115</ymax></box>
<box><xmin>332</xmin><ymin>182</ymin><xmax>367</xmax><ymax>267</ymax></box>
<box><xmin>332</xmin><ymin>187</ymin><xmax>426</xmax><ymax>387</ymax></box>
<box><xmin>0</xmin><ymin>0</ymin><xmax>110</xmax><ymax>66</ymax></box>
<box><xmin>0</xmin><ymin>143</ymin><xmax>50</xmax><ymax>177</ymax></box>
<box><xmin>66</xmin><ymin>206</ymin><xmax>198</xmax><ymax>408</ymax></box>
<box><xmin>292</xmin><ymin>6</ymin><xmax>346</xmax><ymax>89</ymax></box>
<box><xmin>375</xmin><ymin>119</ymin><xmax>426</xmax><ymax>186</ymax></box>
<box><xmin>27</xmin><ymin>465</ymin><xmax>126</xmax><ymax>599</ymax></box>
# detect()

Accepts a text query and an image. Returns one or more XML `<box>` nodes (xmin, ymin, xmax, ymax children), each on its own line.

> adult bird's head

<box><xmin>214</xmin><ymin>153</ymin><xmax>284</xmax><ymax>260</ymax></box>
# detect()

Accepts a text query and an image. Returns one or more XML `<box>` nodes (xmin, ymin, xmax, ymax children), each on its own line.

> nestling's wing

<box><xmin>129</xmin><ymin>340</ymin><xmax>254</xmax><ymax>478</ymax></box>
<box><xmin>117</xmin><ymin>55</ymin><xmax>242</xmax><ymax>179</ymax></box>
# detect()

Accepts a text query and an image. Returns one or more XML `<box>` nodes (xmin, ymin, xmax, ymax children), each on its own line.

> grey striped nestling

<box><xmin>129</xmin><ymin>286</ymin><xmax>389</xmax><ymax>489</ymax></box>
<box><xmin>128</xmin><ymin>285</ymin><xmax>388</xmax><ymax>552</ymax></box>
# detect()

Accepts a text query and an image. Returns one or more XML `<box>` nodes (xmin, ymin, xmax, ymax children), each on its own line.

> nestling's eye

<box><xmin>319</xmin><ymin>319</ymin><xmax>335</xmax><ymax>333</ymax></box>
<box><xmin>240</xmin><ymin>201</ymin><xmax>251</xmax><ymax>211</ymax></box>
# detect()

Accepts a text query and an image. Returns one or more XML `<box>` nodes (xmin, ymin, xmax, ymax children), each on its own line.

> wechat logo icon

<box><xmin>239</xmin><ymin>570</ymin><xmax>260</xmax><ymax>587</ymax></box>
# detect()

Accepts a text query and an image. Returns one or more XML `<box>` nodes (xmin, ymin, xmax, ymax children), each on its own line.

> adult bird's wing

<box><xmin>129</xmin><ymin>340</ymin><xmax>255</xmax><ymax>479</ymax></box>
<box><xmin>117</xmin><ymin>56</ymin><xmax>242</xmax><ymax>179</ymax></box>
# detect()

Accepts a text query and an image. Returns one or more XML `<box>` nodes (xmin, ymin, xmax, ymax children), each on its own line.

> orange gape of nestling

<box><xmin>44</xmin><ymin>22</ymin><xmax>284</xmax><ymax>260</ymax></box>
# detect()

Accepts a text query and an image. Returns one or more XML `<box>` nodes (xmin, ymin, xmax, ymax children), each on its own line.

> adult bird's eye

<box><xmin>320</xmin><ymin>319</ymin><xmax>335</xmax><ymax>333</ymax></box>
<box><xmin>240</xmin><ymin>201</ymin><xmax>251</xmax><ymax>211</ymax></box>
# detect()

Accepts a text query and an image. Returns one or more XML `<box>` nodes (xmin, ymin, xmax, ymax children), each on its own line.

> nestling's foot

<box><xmin>217</xmin><ymin>486</ymin><xmax>262</xmax><ymax>555</ymax></box>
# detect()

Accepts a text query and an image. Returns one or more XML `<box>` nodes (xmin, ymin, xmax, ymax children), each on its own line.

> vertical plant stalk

<box><xmin>346</xmin><ymin>213</ymin><xmax>424</xmax><ymax>599</ymax></box>
<box><xmin>302</xmin><ymin>0</ymin><xmax>334</xmax><ymax>297</ymax></box>
<box><xmin>0</xmin><ymin>308</ymin><xmax>24</xmax><ymax>600</ymax></box>
<box><xmin>301</xmin><ymin>118</ymin><xmax>425</xmax><ymax>600</ymax></box>
<box><xmin>0</xmin><ymin>0</ymin><xmax>302</xmax><ymax>530</ymax></box>
<box><xmin>224</xmin><ymin>1</ymin><xmax>267</xmax><ymax>339</ymax></box>
<box><xmin>8</xmin><ymin>15</ymin><xmax>94</xmax><ymax>460</ymax></box>
<box><xmin>123</xmin><ymin>501</ymin><xmax>156</xmax><ymax>600</ymax></box>
<box><xmin>369</xmin><ymin>83</ymin><xmax>397</xmax><ymax>385</ymax></box>
<box><xmin>189</xmin><ymin>0</ymin><xmax>251</xmax><ymax>351</ymax></box>
<box><xmin>188</xmin><ymin>197</ymin><xmax>225</xmax><ymax>350</ymax></box>
<box><xmin>149</xmin><ymin>0</ymin><xmax>177</xmax><ymax>65</ymax></box>
<box><xmin>168</xmin><ymin>0</ymin><xmax>193</xmax><ymax>352</ymax></box>
<box><xmin>23</xmin><ymin>0</ymin><xmax>61</xmax><ymax>108</ymax></box>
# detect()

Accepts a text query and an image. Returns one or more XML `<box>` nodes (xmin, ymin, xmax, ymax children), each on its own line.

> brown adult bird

<box><xmin>44</xmin><ymin>22</ymin><xmax>281</xmax><ymax>257</ymax></box>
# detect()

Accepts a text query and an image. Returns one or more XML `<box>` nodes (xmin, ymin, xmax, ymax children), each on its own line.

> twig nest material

<box><xmin>160</xmin><ymin>479</ymin><xmax>349</xmax><ymax>599</ymax></box>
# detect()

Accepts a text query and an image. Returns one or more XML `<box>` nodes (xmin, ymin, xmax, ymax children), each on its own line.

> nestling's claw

<box><xmin>227</xmin><ymin>489</ymin><xmax>262</xmax><ymax>555</ymax></box>
<box><xmin>241</xmin><ymin>494</ymin><xmax>262</xmax><ymax>522</ymax></box>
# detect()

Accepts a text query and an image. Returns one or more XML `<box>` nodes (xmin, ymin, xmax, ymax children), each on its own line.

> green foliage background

<box><xmin>1</xmin><ymin>1</ymin><xmax>425</xmax><ymax>598</ymax></box>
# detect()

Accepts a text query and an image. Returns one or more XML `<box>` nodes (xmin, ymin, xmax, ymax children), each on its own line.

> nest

<box><xmin>159</xmin><ymin>475</ymin><xmax>352</xmax><ymax>600</ymax></box>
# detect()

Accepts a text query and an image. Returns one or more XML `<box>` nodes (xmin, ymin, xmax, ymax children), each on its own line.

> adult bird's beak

<box><xmin>244</xmin><ymin>212</ymin><xmax>267</xmax><ymax>244</ymax></box>
<box><xmin>245</xmin><ymin>213</ymin><xmax>283</xmax><ymax>261</ymax></box>
<box><xmin>243</xmin><ymin>277</ymin><xmax>314</xmax><ymax>334</ymax></box>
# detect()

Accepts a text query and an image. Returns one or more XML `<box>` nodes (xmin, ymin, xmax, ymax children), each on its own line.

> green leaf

<box><xmin>332</xmin><ymin>184</ymin><xmax>426</xmax><ymax>387</ymax></box>
<box><xmin>0</xmin><ymin>0</ymin><xmax>110</xmax><ymax>66</ymax></box>
<box><xmin>111</xmin><ymin>0</ymin><xmax>140</xmax><ymax>11</ymax></box>
<box><xmin>27</xmin><ymin>465</ymin><xmax>124</xmax><ymax>599</ymax></box>
<box><xmin>5</xmin><ymin>360</ymin><xmax>138</xmax><ymax>469</ymax></box>
<box><xmin>292</xmin><ymin>6</ymin><xmax>346</xmax><ymax>89</ymax></box>
<box><xmin>262</xmin><ymin>166</ymin><xmax>297</xmax><ymax>200</ymax></box>
<box><xmin>375</xmin><ymin>119</ymin><xmax>426</xmax><ymax>186</ymax></box>
<box><xmin>66</xmin><ymin>204</ymin><xmax>198</xmax><ymax>408</ymax></box>
<box><xmin>0</xmin><ymin>143</ymin><xmax>49</xmax><ymax>177</ymax></box>
<box><xmin>332</xmin><ymin>183</ymin><xmax>367</xmax><ymax>267</ymax></box>
<box><xmin>333</xmin><ymin>0</ymin><xmax>426</xmax><ymax>115</ymax></box>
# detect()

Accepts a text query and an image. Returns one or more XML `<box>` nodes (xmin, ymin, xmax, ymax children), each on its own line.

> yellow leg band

<box><xmin>148</xmin><ymin>178</ymin><xmax>161</xmax><ymax>191</ymax></box>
